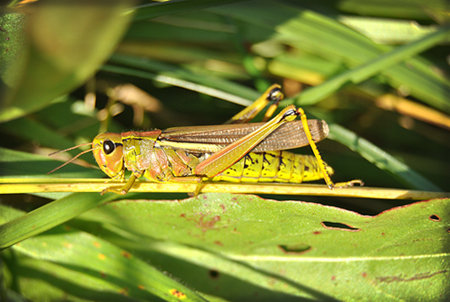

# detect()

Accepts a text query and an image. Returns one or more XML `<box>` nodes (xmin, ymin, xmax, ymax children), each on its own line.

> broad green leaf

<box><xmin>2</xmin><ymin>194</ymin><xmax>448</xmax><ymax>300</ymax></box>
<box><xmin>65</xmin><ymin>194</ymin><xmax>450</xmax><ymax>301</ymax></box>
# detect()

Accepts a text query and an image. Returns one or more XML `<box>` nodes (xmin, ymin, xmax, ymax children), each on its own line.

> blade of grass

<box><xmin>328</xmin><ymin>124</ymin><xmax>442</xmax><ymax>191</ymax></box>
<box><xmin>1</xmin><ymin>206</ymin><xmax>208</xmax><ymax>302</ymax></box>
<box><xmin>0</xmin><ymin>193</ymin><xmax>117</xmax><ymax>249</ymax></box>
<box><xmin>132</xmin><ymin>0</ymin><xmax>245</xmax><ymax>21</ymax></box>
<box><xmin>209</xmin><ymin>2</ymin><xmax>450</xmax><ymax>113</ymax></box>
<box><xmin>285</xmin><ymin>24</ymin><xmax>450</xmax><ymax>107</ymax></box>
<box><xmin>108</xmin><ymin>53</ymin><xmax>260</xmax><ymax>100</ymax></box>
<box><xmin>103</xmin><ymin>61</ymin><xmax>255</xmax><ymax>106</ymax></box>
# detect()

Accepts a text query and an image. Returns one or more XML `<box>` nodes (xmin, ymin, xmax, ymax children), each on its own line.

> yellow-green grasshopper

<box><xmin>49</xmin><ymin>84</ymin><xmax>363</xmax><ymax>195</ymax></box>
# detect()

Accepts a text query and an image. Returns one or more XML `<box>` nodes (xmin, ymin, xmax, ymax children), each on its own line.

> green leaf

<box><xmin>0</xmin><ymin>147</ymin><xmax>102</xmax><ymax>179</ymax></box>
<box><xmin>0</xmin><ymin>11</ymin><xmax>26</xmax><ymax>98</ymax></box>
<box><xmin>1</xmin><ymin>1</ymin><xmax>449</xmax><ymax>301</ymax></box>
<box><xmin>106</xmin><ymin>54</ymin><xmax>258</xmax><ymax>105</ymax></box>
<box><xmin>67</xmin><ymin>194</ymin><xmax>450</xmax><ymax>301</ymax></box>
<box><xmin>289</xmin><ymin>25</ymin><xmax>450</xmax><ymax>108</ymax></box>
<box><xmin>0</xmin><ymin>206</ymin><xmax>207</xmax><ymax>302</ymax></box>
<box><xmin>3</xmin><ymin>194</ymin><xmax>448</xmax><ymax>300</ymax></box>
<box><xmin>328</xmin><ymin>124</ymin><xmax>442</xmax><ymax>191</ymax></box>
<box><xmin>209</xmin><ymin>2</ymin><xmax>450</xmax><ymax>113</ymax></box>
<box><xmin>0</xmin><ymin>1</ymin><xmax>134</xmax><ymax>123</ymax></box>
<box><xmin>132</xmin><ymin>0</ymin><xmax>246</xmax><ymax>21</ymax></box>
<box><xmin>0</xmin><ymin>193</ymin><xmax>117</xmax><ymax>249</ymax></box>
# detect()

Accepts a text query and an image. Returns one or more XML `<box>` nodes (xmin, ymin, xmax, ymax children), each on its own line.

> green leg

<box><xmin>101</xmin><ymin>174</ymin><xmax>138</xmax><ymax>195</ymax></box>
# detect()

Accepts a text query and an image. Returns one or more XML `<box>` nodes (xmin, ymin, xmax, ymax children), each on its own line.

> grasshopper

<box><xmin>49</xmin><ymin>84</ymin><xmax>363</xmax><ymax>195</ymax></box>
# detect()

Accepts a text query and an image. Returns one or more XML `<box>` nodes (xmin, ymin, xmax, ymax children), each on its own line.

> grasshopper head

<box><xmin>92</xmin><ymin>133</ymin><xmax>125</xmax><ymax>180</ymax></box>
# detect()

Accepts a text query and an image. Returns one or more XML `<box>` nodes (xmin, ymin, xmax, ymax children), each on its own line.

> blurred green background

<box><xmin>0</xmin><ymin>0</ymin><xmax>449</xmax><ymax>301</ymax></box>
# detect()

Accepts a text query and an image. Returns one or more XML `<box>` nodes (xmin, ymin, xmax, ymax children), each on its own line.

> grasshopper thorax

<box><xmin>92</xmin><ymin>133</ymin><xmax>125</xmax><ymax>180</ymax></box>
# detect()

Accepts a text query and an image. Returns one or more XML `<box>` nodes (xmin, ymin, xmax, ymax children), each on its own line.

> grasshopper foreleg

<box><xmin>101</xmin><ymin>174</ymin><xmax>138</xmax><ymax>195</ymax></box>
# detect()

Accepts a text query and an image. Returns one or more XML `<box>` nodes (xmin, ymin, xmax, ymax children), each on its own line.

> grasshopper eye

<box><xmin>103</xmin><ymin>140</ymin><xmax>116</xmax><ymax>155</ymax></box>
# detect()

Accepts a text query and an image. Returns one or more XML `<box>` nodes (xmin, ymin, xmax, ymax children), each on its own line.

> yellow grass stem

<box><xmin>0</xmin><ymin>178</ymin><xmax>449</xmax><ymax>200</ymax></box>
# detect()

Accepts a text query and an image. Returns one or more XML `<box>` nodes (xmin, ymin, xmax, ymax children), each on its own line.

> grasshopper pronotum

<box><xmin>49</xmin><ymin>84</ymin><xmax>363</xmax><ymax>195</ymax></box>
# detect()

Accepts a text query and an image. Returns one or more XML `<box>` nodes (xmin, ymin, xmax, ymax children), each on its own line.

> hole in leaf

<box><xmin>429</xmin><ymin>214</ymin><xmax>440</xmax><ymax>221</ymax></box>
<box><xmin>278</xmin><ymin>244</ymin><xmax>311</xmax><ymax>254</ymax></box>
<box><xmin>209</xmin><ymin>269</ymin><xmax>220</xmax><ymax>279</ymax></box>
<box><xmin>322</xmin><ymin>221</ymin><xmax>360</xmax><ymax>231</ymax></box>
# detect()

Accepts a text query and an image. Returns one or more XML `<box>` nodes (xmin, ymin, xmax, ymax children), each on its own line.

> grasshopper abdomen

<box><xmin>212</xmin><ymin>151</ymin><xmax>334</xmax><ymax>183</ymax></box>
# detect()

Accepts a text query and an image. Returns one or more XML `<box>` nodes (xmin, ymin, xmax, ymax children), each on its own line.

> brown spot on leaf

<box><xmin>214</xmin><ymin>241</ymin><xmax>223</xmax><ymax>246</ymax></box>
<box><xmin>121</xmin><ymin>251</ymin><xmax>132</xmax><ymax>259</ymax></box>
<box><xmin>376</xmin><ymin>270</ymin><xmax>449</xmax><ymax>283</ymax></box>
<box><xmin>196</xmin><ymin>214</ymin><xmax>221</xmax><ymax>232</ymax></box>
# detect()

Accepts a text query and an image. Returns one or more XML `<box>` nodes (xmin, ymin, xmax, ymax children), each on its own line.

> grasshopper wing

<box><xmin>158</xmin><ymin>120</ymin><xmax>329</xmax><ymax>153</ymax></box>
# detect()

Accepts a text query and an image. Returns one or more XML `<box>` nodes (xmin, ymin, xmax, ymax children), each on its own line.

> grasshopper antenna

<box><xmin>47</xmin><ymin>142</ymin><xmax>93</xmax><ymax>174</ymax></box>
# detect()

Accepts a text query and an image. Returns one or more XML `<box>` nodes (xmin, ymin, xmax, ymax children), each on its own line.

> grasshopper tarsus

<box><xmin>101</xmin><ymin>186</ymin><xmax>128</xmax><ymax>195</ymax></box>
<box><xmin>333</xmin><ymin>179</ymin><xmax>364</xmax><ymax>189</ymax></box>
